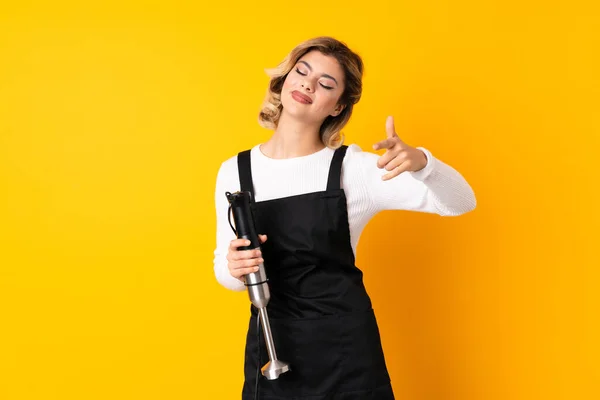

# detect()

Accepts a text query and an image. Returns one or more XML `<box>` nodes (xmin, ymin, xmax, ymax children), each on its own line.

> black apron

<box><xmin>238</xmin><ymin>145</ymin><xmax>395</xmax><ymax>399</ymax></box>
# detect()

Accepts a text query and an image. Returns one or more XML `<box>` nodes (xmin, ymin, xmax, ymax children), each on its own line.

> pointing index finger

<box><xmin>373</xmin><ymin>138</ymin><xmax>395</xmax><ymax>151</ymax></box>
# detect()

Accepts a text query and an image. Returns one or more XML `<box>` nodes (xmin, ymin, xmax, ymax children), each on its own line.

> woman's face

<box><xmin>281</xmin><ymin>50</ymin><xmax>346</xmax><ymax>124</ymax></box>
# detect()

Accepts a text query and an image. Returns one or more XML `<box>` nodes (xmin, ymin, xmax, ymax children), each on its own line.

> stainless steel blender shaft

<box><xmin>245</xmin><ymin>260</ymin><xmax>290</xmax><ymax>380</ymax></box>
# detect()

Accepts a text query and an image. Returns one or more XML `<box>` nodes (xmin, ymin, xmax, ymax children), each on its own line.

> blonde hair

<box><xmin>258</xmin><ymin>36</ymin><xmax>364</xmax><ymax>149</ymax></box>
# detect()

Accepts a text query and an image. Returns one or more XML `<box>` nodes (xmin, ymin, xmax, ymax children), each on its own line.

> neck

<box><xmin>260</xmin><ymin>112</ymin><xmax>325</xmax><ymax>159</ymax></box>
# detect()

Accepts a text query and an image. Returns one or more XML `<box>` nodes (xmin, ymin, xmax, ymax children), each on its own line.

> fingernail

<box><xmin>245</xmin><ymin>240</ymin><xmax>250</xmax><ymax>245</ymax></box>
<box><xmin>259</xmin><ymin>258</ymin><xmax>264</xmax><ymax>263</ymax></box>
<box><xmin>254</xmin><ymin>266</ymin><xmax>259</xmax><ymax>271</ymax></box>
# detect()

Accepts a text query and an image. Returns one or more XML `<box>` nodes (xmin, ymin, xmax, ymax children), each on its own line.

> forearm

<box><xmin>408</xmin><ymin>147</ymin><xmax>477</xmax><ymax>215</ymax></box>
<box><xmin>213</xmin><ymin>161</ymin><xmax>247</xmax><ymax>292</ymax></box>
<box><xmin>362</xmin><ymin>146</ymin><xmax>476</xmax><ymax>215</ymax></box>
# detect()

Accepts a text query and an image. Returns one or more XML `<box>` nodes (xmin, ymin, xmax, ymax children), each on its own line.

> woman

<box><xmin>214</xmin><ymin>36</ymin><xmax>476</xmax><ymax>399</ymax></box>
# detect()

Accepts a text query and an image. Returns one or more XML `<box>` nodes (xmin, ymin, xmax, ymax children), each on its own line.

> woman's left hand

<box><xmin>372</xmin><ymin>116</ymin><xmax>428</xmax><ymax>181</ymax></box>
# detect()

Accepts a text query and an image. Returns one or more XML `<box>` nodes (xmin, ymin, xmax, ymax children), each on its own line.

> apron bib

<box><xmin>238</xmin><ymin>146</ymin><xmax>394</xmax><ymax>399</ymax></box>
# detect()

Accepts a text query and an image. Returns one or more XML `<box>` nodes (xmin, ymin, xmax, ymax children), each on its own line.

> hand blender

<box><xmin>226</xmin><ymin>191</ymin><xmax>291</xmax><ymax>380</ymax></box>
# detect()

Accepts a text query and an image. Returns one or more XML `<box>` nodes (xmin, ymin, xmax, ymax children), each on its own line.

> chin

<box><xmin>281</xmin><ymin>99</ymin><xmax>313</xmax><ymax>120</ymax></box>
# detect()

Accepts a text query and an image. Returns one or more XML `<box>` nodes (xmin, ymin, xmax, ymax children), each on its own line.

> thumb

<box><xmin>258</xmin><ymin>234</ymin><xmax>268</xmax><ymax>243</ymax></box>
<box><xmin>386</xmin><ymin>115</ymin><xmax>397</xmax><ymax>139</ymax></box>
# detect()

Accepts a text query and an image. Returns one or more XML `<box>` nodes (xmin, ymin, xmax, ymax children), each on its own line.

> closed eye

<box><xmin>295</xmin><ymin>68</ymin><xmax>334</xmax><ymax>90</ymax></box>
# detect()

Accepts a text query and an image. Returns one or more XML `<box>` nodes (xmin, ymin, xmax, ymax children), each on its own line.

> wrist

<box><xmin>410</xmin><ymin>147</ymin><xmax>435</xmax><ymax>180</ymax></box>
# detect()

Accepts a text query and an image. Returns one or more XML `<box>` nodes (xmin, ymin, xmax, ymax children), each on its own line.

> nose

<box><xmin>301</xmin><ymin>81</ymin><xmax>313</xmax><ymax>92</ymax></box>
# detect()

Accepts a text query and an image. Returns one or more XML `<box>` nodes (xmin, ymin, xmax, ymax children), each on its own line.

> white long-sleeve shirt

<box><xmin>213</xmin><ymin>143</ymin><xmax>476</xmax><ymax>292</ymax></box>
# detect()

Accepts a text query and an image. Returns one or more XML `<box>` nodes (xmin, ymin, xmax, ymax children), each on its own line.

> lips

<box><xmin>291</xmin><ymin>90</ymin><xmax>313</xmax><ymax>104</ymax></box>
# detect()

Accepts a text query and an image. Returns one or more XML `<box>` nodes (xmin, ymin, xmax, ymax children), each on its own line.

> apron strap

<box><xmin>326</xmin><ymin>145</ymin><xmax>348</xmax><ymax>191</ymax></box>
<box><xmin>237</xmin><ymin>149</ymin><xmax>255</xmax><ymax>199</ymax></box>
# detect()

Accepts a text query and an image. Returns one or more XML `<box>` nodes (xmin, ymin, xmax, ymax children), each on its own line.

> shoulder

<box><xmin>215</xmin><ymin>147</ymin><xmax>252</xmax><ymax>187</ymax></box>
<box><xmin>216</xmin><ymin>153</ymin><xmax>238</xmax><ymax>179</ymax></box>
<box><xmin>217</xmin><ymin>144</ymin><xmax>259</xmax><ymax>175</ymax></box>
<box><xmin>342</xmin><ymin>143</ymin><xmax>379</xmax><ymax>168</ymax></box>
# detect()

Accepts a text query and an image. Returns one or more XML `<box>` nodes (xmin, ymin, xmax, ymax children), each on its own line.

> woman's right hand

<box><xmin>226</xmin><ymin>234</ymin><xmax>268</xmax><ymax>282</ymax></box>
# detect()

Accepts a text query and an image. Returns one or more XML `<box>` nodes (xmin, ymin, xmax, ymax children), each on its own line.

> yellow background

<box><xmin>1</xmin><ymin>1</ymin><xmax>598</xmax><ymax>399</ymax></box>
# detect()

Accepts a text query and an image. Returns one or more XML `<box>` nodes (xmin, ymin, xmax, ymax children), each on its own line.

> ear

<box><xmin>330</xmin><ymin>103</ymin><xmax>346</xmax><ymax>117</ymax></box>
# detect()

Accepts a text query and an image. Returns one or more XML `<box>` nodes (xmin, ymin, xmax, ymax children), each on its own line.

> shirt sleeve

<box><xmin>213</xmin><ymin>160</ymin><xmax>247</xmax><ymax>292</ymax></box>
<box><xmin>351</xmin><ymin>144</ymin><xmax>477</xmax><ymax>216</ymax></box>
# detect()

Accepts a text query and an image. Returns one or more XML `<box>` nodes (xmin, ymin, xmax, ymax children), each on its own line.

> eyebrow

<box><xmin>298</xmin><ymin>61</ymin><xmax>339</xmax><ymax>85</ymax></box>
